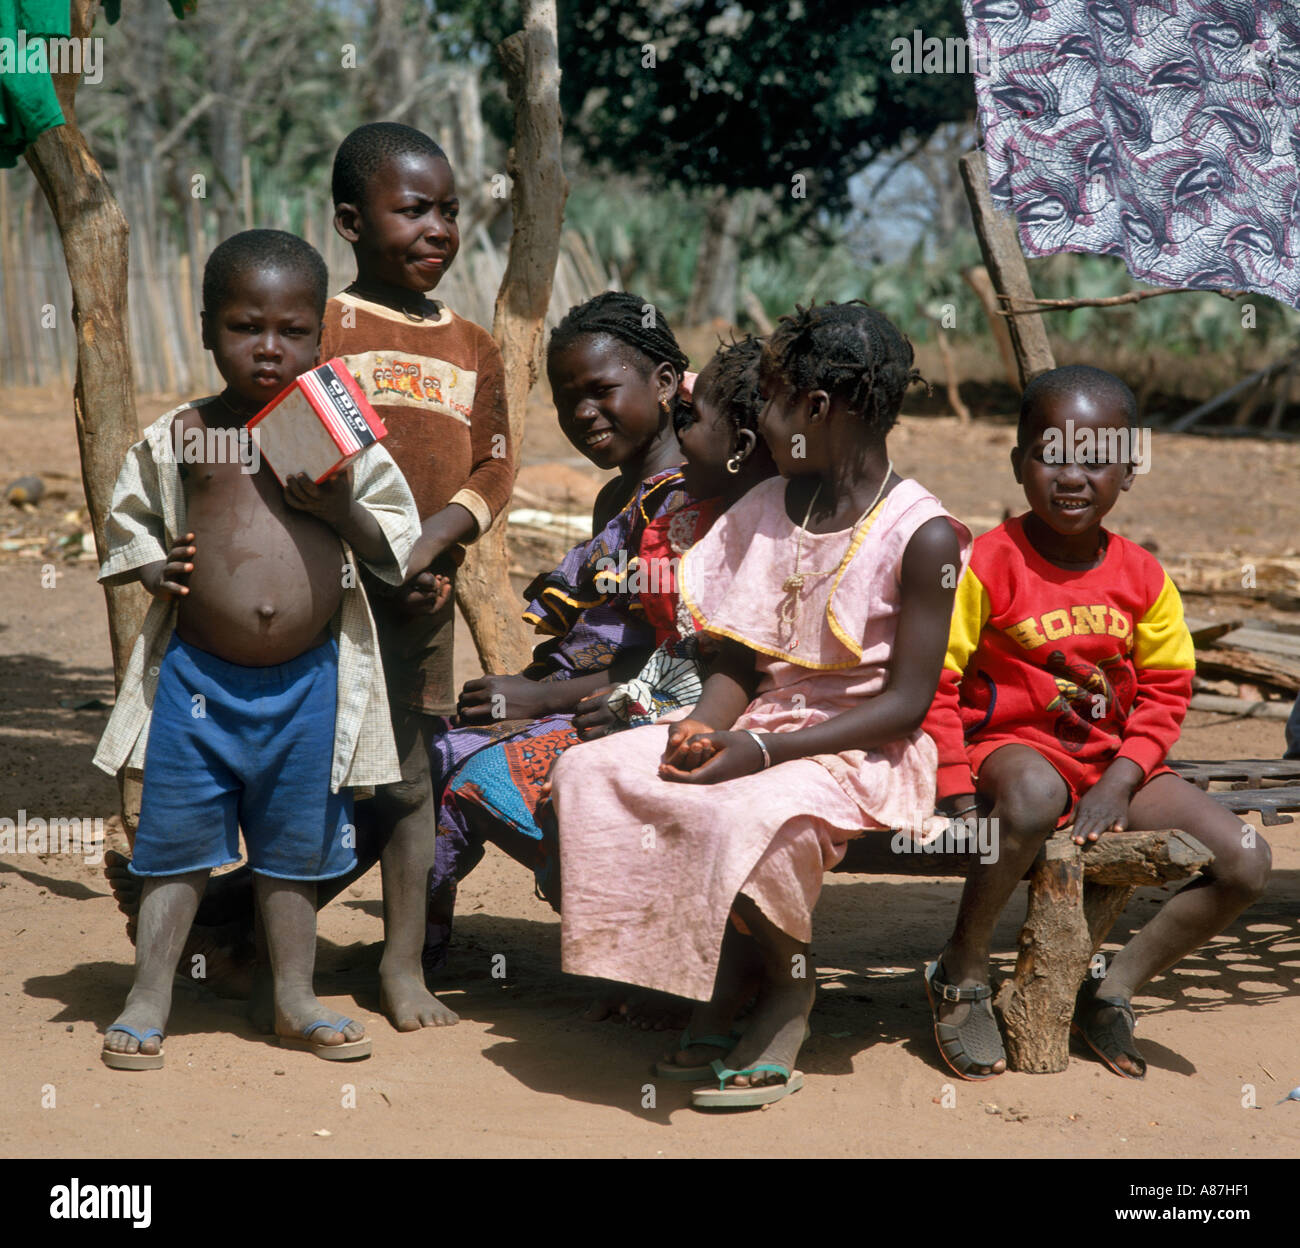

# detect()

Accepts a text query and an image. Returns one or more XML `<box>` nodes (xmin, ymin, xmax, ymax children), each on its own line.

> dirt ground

<box><xmin>2</xmin><ymin>382</ymin><xmax>1299</xmax><ymax>1160</ymax></box>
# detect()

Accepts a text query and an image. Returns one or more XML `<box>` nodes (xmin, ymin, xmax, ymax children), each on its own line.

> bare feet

<box><xmin>582</xmin><ymin>984</ymin><xmax>690</xmax><ymax>1031</ymax></box>
<box><xmin>380</xmin><ymin>965</ymin><xmax>459</xmax><ymax>1030</ymax></box>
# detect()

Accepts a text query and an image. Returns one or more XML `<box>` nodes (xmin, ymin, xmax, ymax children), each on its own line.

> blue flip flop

<box><xmin>278</xmin><ymin>1016</ymin><xmax>372</xmax><ymax>1061</ymax></box>
<box><xmin>653</xmin><ymin>1028</ymin><xmax>743</xmax><ymax>1081</ymax></box>
<box><xmin>692</xmin><ymin>1059</ymin><xmax>804</xmax><ymax>1108</ymax></box>
<box><xmin>102</xmin><ymin>1024</ymin><xmax>165</xmax><ymax>1071</ymax></box>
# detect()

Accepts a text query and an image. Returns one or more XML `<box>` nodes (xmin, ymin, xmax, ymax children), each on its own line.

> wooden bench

<box><xmin>833</xmin><ymin>828</ymin><xmax>1212</xmax><ymax>1073</ymax></box>
<box><xmin>830</xmin><ymin>759</ymin><xmax>1299</xmax><ymax>1073</ymax></box>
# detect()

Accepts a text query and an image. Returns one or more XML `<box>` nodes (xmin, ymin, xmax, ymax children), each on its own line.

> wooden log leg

<box><xmin>996</xmin><ymin>835</ymin><xmax>1090</xmax><ymax>1072</ymax></box>
<box><xmin>1081</xmin><ymin>881</ymin><xmax>1137</xmax><ymax>997</ymax></box>
<box><xmin>1084</xmin><ymin>882</ymin><xmax>1137</xmax><ymax>953</ymax></box>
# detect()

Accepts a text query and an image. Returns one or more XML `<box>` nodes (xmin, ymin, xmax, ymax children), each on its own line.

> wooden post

<box><xmin>958</xmin><ymin>150</ymin><xmax>1056</xmax><ymax>387</ymax></box>
<box><xmin>456</xmin><ymin>1</ymin><xmax>569</xmax><ymax>674</ymax></box>
<box><xmin>995</xmin><ymin>833</ymin><xmax>1091</xmax><ymax>1073</ymax></box>
<box><xmin>23</xmin><ymin>0</ymin><xmax>147</xmax><ymax>832</ymax></box>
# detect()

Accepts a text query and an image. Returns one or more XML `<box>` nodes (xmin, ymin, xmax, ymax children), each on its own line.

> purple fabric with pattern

<box><xmin>964</xmin><ymin>0</ymin><xmax>1300</xmax><ymax>305</ymax></box>
<box><xmin>422</xmin><ymin>468</ymin><xmax>686</xmax><ymax>972</ymax></box>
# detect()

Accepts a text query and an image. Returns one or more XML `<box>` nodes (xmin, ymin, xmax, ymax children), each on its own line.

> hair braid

<box><xmin>548</xmin><ymin>290</ymin><xmax>689</xmax><ymax>377</ymax></box>
<box><xmin>760</xmin><ymin>300</ymin><xmax>924</xmax><ymax>437</ymax></box>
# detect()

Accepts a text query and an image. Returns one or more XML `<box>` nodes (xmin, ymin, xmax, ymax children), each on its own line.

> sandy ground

<box><xmin>2</xmin><ymin>384</ymin><xmax>1299</xmax><ymax>1160</ymax></box>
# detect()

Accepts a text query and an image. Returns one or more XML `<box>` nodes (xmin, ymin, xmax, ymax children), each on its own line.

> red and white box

<box><xmin>246</xmin><ymin>358</ymin><xmax>388</xmax><ymax>484</ymax></box>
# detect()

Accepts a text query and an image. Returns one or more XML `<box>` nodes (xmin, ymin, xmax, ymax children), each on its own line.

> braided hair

<box><xmin>760</xmin><ymin>301</ymin><xmax>924</xmax><ymax>437</ymax></box>
<box><xmin>693</xmin><ymin>334</ymin><xmax>765</xmax><ymax>435</ymax></box>
<box><xmin>548</xmin><ymin>290</ymin><xmax>689</xmax><ymax>381</ymax></box>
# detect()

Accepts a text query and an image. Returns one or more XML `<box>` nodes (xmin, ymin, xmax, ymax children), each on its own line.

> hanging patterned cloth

<box><xmin>963</xmin><ymin>0</ymin><xmax>1300</xmax><ymax>307</ymax></box>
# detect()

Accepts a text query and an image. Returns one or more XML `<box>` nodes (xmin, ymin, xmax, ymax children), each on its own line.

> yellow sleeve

<box><xmin>943</xmin><ymin>565</ymin><xmax>992</xmax><ymax>677</ymax></box>
<box><xmin>1132</xmin><ymin>572</ymin><xmax>1195</xmax><ymax>670</ymax></box>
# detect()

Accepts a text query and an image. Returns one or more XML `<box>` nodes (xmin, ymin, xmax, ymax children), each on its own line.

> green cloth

<box><xmin>0</xmin><ymin>0</ymin><xmax>69</xmax><ymax>167</ymax></box>
<box><xmin>0</xmin><ymin>0</ymin><xmax>193</xmax><ymax>167</ymax></box>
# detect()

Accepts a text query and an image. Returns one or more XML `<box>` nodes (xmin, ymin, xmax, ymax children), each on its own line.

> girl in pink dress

<box><xmin>550</xmin><ymin>302</ymin><xmax>972</xmax><ymax>1108</ymax></box>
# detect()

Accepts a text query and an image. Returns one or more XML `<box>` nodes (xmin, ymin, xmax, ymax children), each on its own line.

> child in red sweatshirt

<box><xmin>922</xmin><ymin>365</ymin><xmax>1271</xmax><ymax>1082</ymax></box>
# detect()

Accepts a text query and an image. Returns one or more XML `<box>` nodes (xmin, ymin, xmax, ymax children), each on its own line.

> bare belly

<box><xmin>177</xmin><ymin>464</ymin><xmax>344</xmax><ymax>667</ymax></box>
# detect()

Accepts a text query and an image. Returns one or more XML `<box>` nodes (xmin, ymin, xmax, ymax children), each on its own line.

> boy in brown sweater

<box><xmin>320</xmin><ymin>122</ymin><xmax>515</xmax><ymax>1029</ymax></box>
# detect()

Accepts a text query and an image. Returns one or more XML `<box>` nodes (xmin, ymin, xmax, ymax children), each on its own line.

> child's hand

<box><xmin>659</xmin><ymin>729</ymin><xmax>764</xmax><ymax>784</ymax></box>
<box><xmin>1070</xmin><ymin>780</ymin><xmax>1130</xmax><ymax>845</ymax></box>
<box><xmin>457</xmin><ymin>674</ymin><xmax>554</xmax><ymax>724</ymax></box>
<box><xmin>143</xmin><ymin>533</ymin><xmax>196</xmax><ymax>600</ymax></box>
<box><xmin>394</xmin><ymin>569</ymin><xmax>452</xmax><ymax>616</ymax></box>
<box><xmin>660</xmin><ymin>717</ymin><xmax>717</xmax><ymax>767</ymax></box>
<box><xmin>284</xmin><ymin>468</ymin><xmax>353</xmax><ymax>529</ymax></box>
<box><xmin>573</xmin><ymin>686</ymin><xmax>618</xmax><ymax>741</ymax></box>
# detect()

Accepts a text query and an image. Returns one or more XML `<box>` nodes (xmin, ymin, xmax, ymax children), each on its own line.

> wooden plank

<box><xmin>833</xmin><ymin>827</ymin><xmax>1211</xmax><ymax>884</ymax></box>
<box><xmin>1188</xmin><ymin>693</ymin><xmax>1293</xmax><ymax>719</ymax></box>
<box><xmin>1187</xmin><ymin>618</ymin><xmax>1241</xmax><ymax>646</ymax></box>
<box><xmin>1217</xmin><ymin>627</ymin><xmax>1300</xmax><ymax>661</ymax></box>
<box><xmin>958</xmin><ymin>150</ymin><xmax>1056</xmax><ymax>387</ymax></box>
<box><xmin>1204</xmin><ymin>785</ymin><xmax>1300</xmax><ymax>826</ymax></box>
<box><xmin>1196</xmin><ymin>645</ymin><xmax>1300</xmax><ymax>692</ymax></box>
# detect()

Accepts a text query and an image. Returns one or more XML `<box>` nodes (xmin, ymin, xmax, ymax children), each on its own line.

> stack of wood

<box><xmin>1189</xmin><ymin>618</ymin><xmax>1300</xmax><ymax>719</ymax></box>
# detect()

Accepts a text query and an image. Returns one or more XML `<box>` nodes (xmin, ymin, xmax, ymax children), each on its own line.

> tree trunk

<box><xmin>23</xmin><ymin>0</ymin><xmax>147</xmax><ymax>830</ymax></box>
<box><xmin>687</xmin><ymin>188</ymin><xmax>746</xmax><ymax>325</ymax></box>
<box><xmin>456</xmin><ymin>1</ymin><xmax>569</xmax><ymax>675</ymax></box>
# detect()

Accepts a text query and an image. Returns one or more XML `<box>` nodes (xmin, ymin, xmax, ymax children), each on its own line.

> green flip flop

<box><xmin>692</xmin><ymin>1059</ymin><xmax>804</xmax><ymax>1109</ymax></box>
<box><xmin>653</xmin><ymin>1027</ymin><xmax>742</xmax><ymax>1081</ymax></box>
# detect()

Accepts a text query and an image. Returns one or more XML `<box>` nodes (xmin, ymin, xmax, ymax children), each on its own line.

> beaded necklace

<box><xmin>778</xmin><ymin>462</ymin><xmax>893</xmax><ymax>650</ymax></box>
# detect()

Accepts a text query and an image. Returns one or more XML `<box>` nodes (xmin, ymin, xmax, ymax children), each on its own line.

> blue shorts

<box><xmin>131</xmin><ymin>634</ymin><xmax>356</xmax><ymax>881</ymax></box>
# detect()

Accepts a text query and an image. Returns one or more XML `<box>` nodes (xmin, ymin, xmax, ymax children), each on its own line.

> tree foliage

<box><xmin>466</xmin><ymin>0</ymin><xmax>973</xmax><ymax>213</ymax></box>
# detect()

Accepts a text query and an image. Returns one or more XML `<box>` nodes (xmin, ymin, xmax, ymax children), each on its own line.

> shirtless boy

<box><xmin>96</xmin><ymin>229</ymin><xmax>419</xmax><ymax>1068</ymax></box>
<box><xmin>102</xmin><ymin>125</ymin><xmax>511</xmax><ymax>1032</ymax></box>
